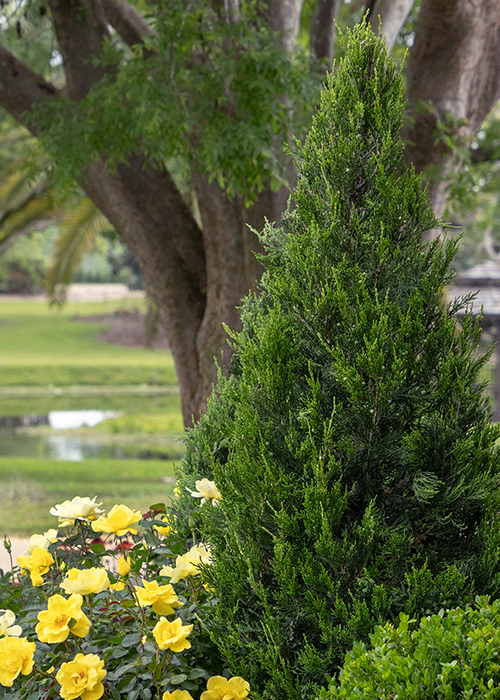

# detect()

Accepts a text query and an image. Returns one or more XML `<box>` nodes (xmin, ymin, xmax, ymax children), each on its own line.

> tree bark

<box><xmin>0</xmin><ymin>0</ymin><xmax>302</xmax><ymax>427</ymax></box>
<box><xmin>310</xmin><ymin>0</ymin><xmax>341</xmax><ymax>67</ymax></box>
<box><xmin>0</xmin><ymin>39</ymin><xmax>207</xmax><ymax>427</ymax></box>
<box><xmin>404</xmin><ymin>0</ymin><xmax>500</xmax><ymax>236</ymax></box>
<box><xmin>368</xmin><ymin>0</ymin><xmax>415</xmax><ymax>54</ymax></box>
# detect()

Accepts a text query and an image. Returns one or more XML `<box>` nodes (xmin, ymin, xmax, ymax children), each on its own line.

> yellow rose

<box><xmin>134</xmin><ymin>580</ymin><xmax>183</xmax><ymax>615</ymax></box>
<box><xmin>36</xmin><ymin>593</ymin><xmax>91</xmax><ymax>643</ymax></box>
<box><xmin>56</xmin><ymin>653</ymin><xmax>106</xmax><ymax>700</ymax></box>
<box><xmin>17</xmin><ymin>546</ymin><xmax>54</xmax><ymax>586</ymax></box>
<box><xmin>200</xmin><ymin>676</ymin><xmax>250</xmax><ymax>700</ymax></box>
<box><xmin>25</xmin><ymin>528</ymin><xmax>58</xmax><ymax>555</ymax></box>
<box><xmin>152</xmin><ymin>617</ymin><xmax>193</xmax><ymax>652</ymax></box>
<box><xmin>50</xmin><ymin>496</ymin><xmax>103</xmax><ymax>527</ymax></box>
<box><xmin>0</xmin><ymin>610</ymin><xmax>22</xmax><ymax>638</ymax></box>
<box><xmin>116</xmin><ymin>555</ymin><xmax>131</xmax><ymax>576</ymax></box>
<box><xmin>160</xmin><ymin>543</ymin><xmax>212</xmax><ymax>583</ymax></box>
<box><xmin>91</xmin><ymin>504</ymin><xmax>142</xmax><ymax>536</ymax></box>
<box><xmin>187</xmin><ymin>479</ymin><xmax>221</xmax><ymax>505</ymax></box>
<box><xmin>0</xmin><ymin>636</ymin><xmax>36</xmax><ymax>687</ymax></box>
<box><xmin>156</xmin><ymin>514</ymin><xmax>177</xmax><ymax>537</ymax></box>
<box><xmin>60</xmin><ymin>568</ymin><xmax>110</xmax><ymax>595</ymax></box>
<box><xmin>163</xmin><ymin>691</ymin><xmax>195</xmax><ymax>700</ymax></box>
<box><xmin>109</xmin><ymin>581</ymin><xmax>125</xmax><ymax>591</ymax></box>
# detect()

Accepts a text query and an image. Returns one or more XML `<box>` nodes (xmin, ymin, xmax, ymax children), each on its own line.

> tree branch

<box><xmin>0</xmin><ymin>41</ymin><xmax>206</xmax><ymax>306</ymax></box>
<box><xmin>104</xmin><ymin>0</ymin><xmax>156</xmax><ymax>56</ymax></box>
<box><xmin>309</xmin><ymin>0</ymin><xmax>341</xmax><ymax>67</ymax></box>
<box><xmin>47</xmin><ymin>0</ymin><xmax>114</xmax><ymax>100</ymax></box>
<box><xmin>0</xmin><ymin>46</ymin><xmax>59</xmax><ymax>134</ymax></box>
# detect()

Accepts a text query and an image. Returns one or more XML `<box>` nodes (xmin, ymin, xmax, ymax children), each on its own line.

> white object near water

<box><xmin>48</xmin><ymin>410</ymin><xmax>116</xmax><ymax>430</ymax></box>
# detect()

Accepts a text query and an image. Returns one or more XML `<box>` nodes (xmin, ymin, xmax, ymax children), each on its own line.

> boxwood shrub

<box><xmin>319</xmin><ymin>596</ymin><xmax>500</xmax><ymax>700</ymax></box>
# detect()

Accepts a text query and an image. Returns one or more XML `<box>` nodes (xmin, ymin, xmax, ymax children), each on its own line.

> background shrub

<box><xmin>319</xmin><ymin>597</ymin><xmax>500</xmax><ymax>700</ymax></box>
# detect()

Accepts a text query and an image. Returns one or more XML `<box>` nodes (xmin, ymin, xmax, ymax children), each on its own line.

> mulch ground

<box><xmin>72</xmin><ymin>309</ymin><xmax>169</xmax><ymax>350</ymax></box>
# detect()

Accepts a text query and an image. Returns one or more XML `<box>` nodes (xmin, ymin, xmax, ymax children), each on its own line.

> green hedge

<box><xmin>320</xmin><ymin>597</ymin><xmax>500</xmax><ymax>700</ymax></box>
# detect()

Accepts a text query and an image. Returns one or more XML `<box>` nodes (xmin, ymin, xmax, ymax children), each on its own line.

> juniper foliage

<box><xmin>178</xmin><ymin>23</ymin><xmax>500</xmax><ymax>700</ymax></box>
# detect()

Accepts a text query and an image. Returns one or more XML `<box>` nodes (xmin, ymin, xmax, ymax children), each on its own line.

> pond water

<box><xmin>0</xmin><ymin>406</ymin><xmax>183</xmax><ymax>462</ymax></box>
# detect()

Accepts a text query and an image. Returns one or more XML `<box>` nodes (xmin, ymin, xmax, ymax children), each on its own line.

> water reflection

<box><xmin>48</xmin><ymin>410</ymin><xmax>117</xmax><ymax>430</ymax></box>
<box><xmin>0</xmin><ymin>410</ymin><xmax>181</xmax><ymax>462</ymax></box>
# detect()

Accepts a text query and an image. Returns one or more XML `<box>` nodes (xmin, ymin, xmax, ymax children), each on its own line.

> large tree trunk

<box><xmin>404</xmin><ymin>0</ymin><xmax>500</xmax><ymax>235</ymax></box>
<box><xmin>0</xmin><ymin>0</ymin><xmax>302</xmax><ymax>427</ymax></box>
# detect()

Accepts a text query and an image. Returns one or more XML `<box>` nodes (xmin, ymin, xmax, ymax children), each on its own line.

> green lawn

<box><xmin>0</xmin><ymin>391</ymin><xmax>182</xmax><ymax>417</ymax></box>
<box><xmin>0</xmin><ymin>456</ymin><xmax>177</xmax><ymax>536</ymax></box>
<box><xmin>0</xmin><ymin>298</ymin><xmax>177</xmax><ymax>385</ymax></box>
<box><xmin>0</xmin><ymin>297</ymin><xmax>185</xmax><ymax>537</ymax></box>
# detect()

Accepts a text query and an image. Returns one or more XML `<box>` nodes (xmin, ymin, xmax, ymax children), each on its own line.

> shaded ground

<box><xmin>73</xmin><ymin>308</ymin><xmax>169</xmax><ymax>350</ymax></box>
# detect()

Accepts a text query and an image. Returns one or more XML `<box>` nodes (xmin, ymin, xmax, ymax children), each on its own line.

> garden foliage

<box><xmin>320</xmin><ymin>597</ymin><xmax>500</xmax><ymax>699</ymax></box>
<box><xmin>177</xmin><ymin>23</ymin><xmax>500</xmax><ymax>700</ymax></box>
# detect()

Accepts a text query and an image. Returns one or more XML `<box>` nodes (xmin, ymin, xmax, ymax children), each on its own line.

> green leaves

<box><xmin>322</xmin><ymin>598</ymin><xmax>500</xmax><ymax>700</ymax></box>
<box><xmin>31</xmin><ymin>1</ymin><xmax>319</xmax><ymax>204</ymax></box>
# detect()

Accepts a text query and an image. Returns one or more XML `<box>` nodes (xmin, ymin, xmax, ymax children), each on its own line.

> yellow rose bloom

<box><xmin>91</xmin><ymin>504</ymin><xmax>142</xmax><ymax>536</ymax></box>
<box><xmin>163</xmin><ymin>691</ymin><xmax>195</xmax><ymax>700</ymax></box>
<box><xmin>160</xmin><ymin>543</ymin><xmax>212</xmax><ymax>583</ymax></box>
<box><xmin>134</xmin><ymin>579</ymin><xmax>183</xmax><ymax>615</ymax></box>
<box><xmin>109</xmin><ymin>580</ymin><xmax>125</xmax><ymax>591</ymax></box>
<box><xmin>156</xmin><ymin>514</ymin><xmax>177</xmax><ymax>538</ymax></box>
<box><xmin>200</xmin><ymin>676</ymin><xmax>250</xmax><ymax>700</ymax></box>
<box><xmin>36</xmin><ymin>593</ymin><xmax>90</xmax><ymax>643</ymax></box>
<box><xmin>152</xmin><ymin>617</ymin><xmax>193</xmax><ymax>652</ymax></box>
<box><xmin>116</xmin><ymin>555</ymin><xmax>131</xmax><ymax>576</ymax></box>
<box><xmin>17</xmin><ymin>546</ymin><xmax>55</xmax><ymax>587</ymax></box>
<box><xmin>25</xmin><ymin>528</ymin><xmax>58</xmax><ymax>555</ymax></box>
<box><xmin>50</xmin><ymin>496</ymin><xmax>103</xmax><ymax>527</ymax></box>
<box><xmin>60</xmin><ymin>568</ymin><xmax>110</xmax><ymax>596</ymax></box>
<box><xmin>0</xmin><ymin>636</ymin><xmax>36</xmax><ymax>687</ymax></box>
<box><xmin>56</xmin><ymin>653</ymin><xmax>106</xmax><ymax>700</ymax></box>
<box><xmin>187</xmin><ymin>478</ymin><xmax>222</xmax><ymax>505</ymax></box>
<box><xmin>0</xmin><ymin>610</ymin><xmax>22</xmax><ymax>638</ymax></box>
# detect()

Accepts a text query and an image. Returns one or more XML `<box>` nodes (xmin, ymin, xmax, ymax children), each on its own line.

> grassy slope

<box><xmin>0</xmin><ymin>299</ymin><xmax>177</xmax><ymax>384</ymax></box>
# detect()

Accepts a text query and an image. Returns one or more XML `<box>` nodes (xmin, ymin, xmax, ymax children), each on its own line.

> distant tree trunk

<box><xmin>403</xmin><ymin>0</ymin><xmax>500</xmax><ymax>237</ymax></box>
<box><xmin>367</xmin><ymin>0</ymin><xmax>415</xmax><ymax>54</ymax></box>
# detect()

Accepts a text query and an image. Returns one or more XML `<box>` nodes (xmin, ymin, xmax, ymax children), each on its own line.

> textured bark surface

<box><xmin>368</xmin><ymin>0</ymin><xmax>415</xmax><ymax>54</ymax></box>
<box><xmin>310</xmin><ymin>0</ymin><xmax>341</xmax><ymax>65</ymax></box>
<box><xmin>404</xmin><ymin>0</ymin><xmax>500</xmax><ymax>234</ymax></box>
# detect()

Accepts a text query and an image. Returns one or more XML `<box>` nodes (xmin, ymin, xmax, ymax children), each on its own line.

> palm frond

<box><xmin>0</xmin><ymin>166</ymin><xmax>51</xmax><ymax>212</ymax></box>
<box><xmin>0</xmin><ymin>193</ymin><xmax>56</xmax><ymax>244</ymax></box>
<box><xmin>46</xmin><ymin>198</ymin><xmax>111</xmax><ymax>306</ymax></box>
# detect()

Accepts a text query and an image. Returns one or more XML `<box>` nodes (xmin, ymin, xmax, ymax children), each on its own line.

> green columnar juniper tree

<box><xmin>177</xmin><ymin>23</ymin><xmax>500</xmax><ymax>700</ymax></box>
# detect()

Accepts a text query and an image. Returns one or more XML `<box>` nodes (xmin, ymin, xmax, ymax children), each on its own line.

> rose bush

<box><xmin>0</xmin><ymin>494</ymin><xmax>250</xmax><ymax>700</ymax></box>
